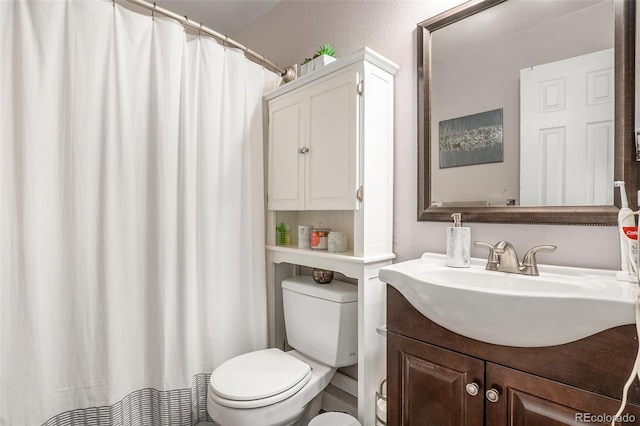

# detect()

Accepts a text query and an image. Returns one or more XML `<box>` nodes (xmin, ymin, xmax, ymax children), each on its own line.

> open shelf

<box><xmin>266</xmin><ymin>244</ymin><xmax>395</xmax><ymax>265</ymax></box>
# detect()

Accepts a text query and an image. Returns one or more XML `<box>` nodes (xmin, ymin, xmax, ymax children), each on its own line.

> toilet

<box><xmin>207</xmin><ymin>275</ymin><xmax>361</xmax><ymax>426</ymax></box>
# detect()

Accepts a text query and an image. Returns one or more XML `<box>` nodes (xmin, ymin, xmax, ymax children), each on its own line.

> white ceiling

<box><xmin>155</xmin><ymin>0</ymin><xmax>281</xmax><ymax>37</ymax></box>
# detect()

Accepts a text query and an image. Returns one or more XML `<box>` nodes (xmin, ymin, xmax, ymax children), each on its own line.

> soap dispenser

<box><xmin>446</xmin><ymin>213</ymin><xmax>470</xmax><ymax>268</ymax></box>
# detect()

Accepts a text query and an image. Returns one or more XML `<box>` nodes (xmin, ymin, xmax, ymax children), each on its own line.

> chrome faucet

<box><xmin>475</xmin><ymin>241</ymin><xmax>556</xmax><ymax>276</ymax></box>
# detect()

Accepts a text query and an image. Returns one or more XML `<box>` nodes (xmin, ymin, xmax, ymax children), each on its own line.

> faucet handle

<box><xmin>474</xmin><ymin>241</ymin><xmax>495</xmax><ymax>249</ymax></box>
<box><xmin>474</xmin><ymin>241</ymin><xmax>499</xmax><ymax>271</ymax></box>
<box><xmin>522</xmin><ymin>245</ymin><xmax>557</xmax><ymax>265</ymax></box>
<box><xmin>521</xmin><ymin>245</ymin><xmax>557</xmax><ymax>275</ymax></box>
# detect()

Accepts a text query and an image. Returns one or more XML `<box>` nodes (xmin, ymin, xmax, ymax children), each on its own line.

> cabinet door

<box><xmin>306</xmin><ymin>70</ymin><xmax>360</xmax><ymax>210</ymax></box>
<box><xmin>268</xmin><ymin>94</ymin><xmax>306</xmax><ymax>210</ymax></box>
<box><xmin>486</xmin><ymin>362</ymin><xmax>640</xmax><ymax>425</ymax></box>
<box><xmin>387</xmin><ymin>332</ymin><xmax>484</xmax><ymax>426</ymax></box>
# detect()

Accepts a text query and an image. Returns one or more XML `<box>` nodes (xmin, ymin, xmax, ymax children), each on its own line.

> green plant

<box><xmin>315</xmin><ymin>43</ymin><xmax>336</xmax><ymax>58</ymax></box>
<box><xmin>303</xmin><ymin>43</ymin><xmax>336</xmax><ymax>64</ymax></box>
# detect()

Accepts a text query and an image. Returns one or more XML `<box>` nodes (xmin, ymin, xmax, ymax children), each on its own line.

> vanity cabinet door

<box><xmin>387</xmin><ymin>332</ymin><xmax>484</xmax><ymax>426</ymax></box>
<box><xmin>485</xmin><ymin>362</ymin><xmax>640</xmax><ymax>425</ymax></box>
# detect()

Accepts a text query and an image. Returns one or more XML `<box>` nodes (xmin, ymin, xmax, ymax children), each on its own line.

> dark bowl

<box><xmin>312</xmin><ymin>268</ymin><xmax>334</xmax><ymax>284</ymax></box>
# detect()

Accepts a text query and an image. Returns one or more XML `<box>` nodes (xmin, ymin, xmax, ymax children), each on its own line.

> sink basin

<box><xmin>379</xmin><ymin>253</ymin><xmax>639</xmax><ymax>347</ymax></box>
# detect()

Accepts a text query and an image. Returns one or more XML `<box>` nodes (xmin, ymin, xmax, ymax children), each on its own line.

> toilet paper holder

<box><xmin>375</xmin><ymin>378</ymin><xmax>387</xmax><ymax>426</ymax></box>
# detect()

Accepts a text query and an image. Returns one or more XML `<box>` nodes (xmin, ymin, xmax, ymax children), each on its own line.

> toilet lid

<box><xmin>210</xmin><ymin>348</ymin><xmax>311</xmax><ymax>405</ymax></box>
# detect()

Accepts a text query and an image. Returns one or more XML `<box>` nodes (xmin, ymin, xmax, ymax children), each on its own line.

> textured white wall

<box><xmin>237</xmin><ymin>0</ymin><xmax>620</xmax><ymax>269</ymax></box>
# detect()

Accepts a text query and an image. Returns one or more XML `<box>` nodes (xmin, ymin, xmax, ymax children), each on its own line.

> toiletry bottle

<box><xmin>284</xmin><ymin>225</ymin><xmax>291</xmax><ymax>246</ymax></box>
<box><xmin>446</xmin><ymin>213</ymin><xmax>471</xmax><ymax>268</ymax></box>
<box><xmin>614</xmin><ymin>181</ymin><xmax>637</xmax><ymax>281</ymax></box>
<box><xmin>276</xmin><ymin>223</ymin><xmax>287</xmax><ymax>246</ymax></box>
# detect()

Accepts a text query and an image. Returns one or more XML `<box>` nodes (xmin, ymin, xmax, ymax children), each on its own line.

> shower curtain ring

<box><xmin>199</xmin><ymin>23</ymin><xmax>202</xmax><ymax>36</ymax></box>
<box><xmin>152</xmin><ymin>2</ymin><xmax>155</xmax><ymax>20</ymax></box>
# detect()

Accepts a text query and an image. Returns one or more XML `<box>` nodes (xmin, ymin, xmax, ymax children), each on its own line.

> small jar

<box><xmin>328</xmin><ymin>231</ymin><xmax>348</xmax><ymax>252</ymax></box>
<box><xmin>310</xmin><ymin>228</ymin><xmax>331</xmax><ymax>250</ymax></box>
<box><xmin>298</xmin><ymin>225</ymin><xmax>312</xmax><ymax>249</ymax></box>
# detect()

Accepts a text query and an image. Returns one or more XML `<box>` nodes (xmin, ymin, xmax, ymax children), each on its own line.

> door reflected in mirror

<box><xmin>520</xmin><ymin>49</ymin><xmax>614</xmax><ymax>206</ymax></box>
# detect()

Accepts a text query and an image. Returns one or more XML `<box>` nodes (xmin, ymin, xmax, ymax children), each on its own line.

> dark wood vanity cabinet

<box><xmin>389</xmin><ymin>332</ymin><xmax>484</xmax><ymax>425</ymax></box>
<box><xmin>387</xmin><ymin>286</ymin><xmax>640</xmax><ymax>426</ymax></box>
<box><xmin>485</xmin><ymin>362</ymin><xmax>632</xmax><ymax>425</ymax></box>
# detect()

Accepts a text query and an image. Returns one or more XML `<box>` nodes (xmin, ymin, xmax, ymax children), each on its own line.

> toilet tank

<box><xmin>282</xmin><ymin>276</ymin><xmax>357</xmax><ymax>368</ymax></box>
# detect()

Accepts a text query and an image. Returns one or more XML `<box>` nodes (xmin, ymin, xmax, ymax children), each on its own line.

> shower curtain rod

<box><xmin>121</xmin><ymin>0</ymin><xmax>297</xmax><ymax>82</ymax></box>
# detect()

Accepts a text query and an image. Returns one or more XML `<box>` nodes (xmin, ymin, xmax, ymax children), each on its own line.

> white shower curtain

<box><xmin>0</xmin><ymin>1</ymin><xmax>280</xmax><ymax>425</ymax></box>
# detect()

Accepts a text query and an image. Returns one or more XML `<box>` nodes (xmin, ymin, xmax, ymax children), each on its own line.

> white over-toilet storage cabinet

<box><xmin>264</xmin><ymin>48</ymin><xmax>397</xmax><ymax>426</ymax></box>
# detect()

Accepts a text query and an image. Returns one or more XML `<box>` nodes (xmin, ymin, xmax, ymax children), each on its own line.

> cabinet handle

<box><xmin>465</xmin><ymin>382</ymin><xmax>480</xmax><ymax>396</ymax></box>
<box><xmin>485</xmin><ymin>388</ymin><xmax>500</xmax><ymax>403</ymax></box>
<box><xmin>298</xmin><ymin>147</ymin><xmax>309</xmax><ymax>154</ymax></box>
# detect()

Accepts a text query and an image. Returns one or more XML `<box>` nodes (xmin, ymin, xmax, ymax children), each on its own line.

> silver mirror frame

<box><xmin>417</xmin><ymin>0</ymin><xmax>636</xmax><ymax>224</ymax></box>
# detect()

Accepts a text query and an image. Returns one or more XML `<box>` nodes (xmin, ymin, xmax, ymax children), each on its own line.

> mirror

<box><xmin>417</xmin><ymin>0</ymin><xmax>636</xmax><ymax>224</ymax></box>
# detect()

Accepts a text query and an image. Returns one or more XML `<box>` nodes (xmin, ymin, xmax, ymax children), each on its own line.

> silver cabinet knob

<box><xmin>298</xmin><ymin>147</ymin><xmax>309</xmax><ymax>154</ymax></box>
<box><xmin>486</xmin><ymin>388</ymin><xmax>500</xmax><ymax>403</ymax></box>
<box><xmin>465</xmin><ymin>383</ymin><xmax>479</xmax><ymax>396</ymax></box>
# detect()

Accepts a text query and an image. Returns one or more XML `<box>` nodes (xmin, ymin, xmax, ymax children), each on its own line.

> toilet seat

<box><xmin>209</xmin><ymin>348</ymin><xmax>312</xmax><ymax>409</ymax></box>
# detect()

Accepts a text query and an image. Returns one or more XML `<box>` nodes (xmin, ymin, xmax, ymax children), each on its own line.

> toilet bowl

<box><xmin>308</xmin><ymin>412</ymin><xmax>361</xmax><ymax>426</ymax></box>
<box><xmin>208</xmin><ymin>349</ymin><xmax>336</xmax><ymax>426</ymax></box>
<box><xmin>207</xmin><ymin>276</ymin><xmax>358</xmax><ymax>426</ymax></box>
